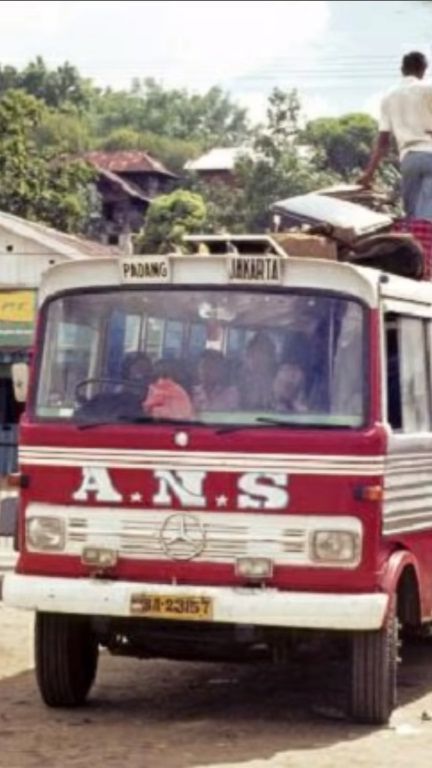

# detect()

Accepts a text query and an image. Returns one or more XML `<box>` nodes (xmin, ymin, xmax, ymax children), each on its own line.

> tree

<box><xmin>233</xmin><ymin>89</ymin><xmax>335</xmax><ymax>230</ymax></box>
<box><xmin>93</xmin><ymin>78</ymin><xmax>250</xmax><ymax>145</ymax></box>
<box><xmin>302</xmin><ymin>113</ymin><xmax>379</xmax><ymax>178</ymax></box>
<box><xmin>35</xmin><ymin>159</ymin><xmax>96</xmax><ymax>233</ymax></box>
<box><xmin>0</xmin><ymin>90</ymin><xmax>94</xmax><ymax>232</ymax></box>
<box><xmin>186</xmin><ymin>175</ymin><xmax>248</xmax><ymax>233</ymax></box>
<box><xmin>0</xmin><ymin>57</ymin><xmax>94</xmax><ymax>111</ymax></box>
<box><xmin>139</xmin><ymin>190</ymin><xmax>207</xmax><ymax>253</ymax></box>
<box><xmin>254</xmin><ymin>87</ymin><xmax>301</xmax><ymax>161</ymax></box>
<box><xmin>35</xmin><ymin>111</ymin><xmax>92</xmax><ymax>153</ymax></box>
<box><xmin>236</xmin><ymin>152</ymin><xmax>334</xmax><ymax>231</ymax></box>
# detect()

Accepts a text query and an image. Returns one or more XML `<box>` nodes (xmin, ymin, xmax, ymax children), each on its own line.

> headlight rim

<box><xmin>309</xmin><ymin>528</ymin><xmax>361</xmax><ymax>568</ymax></box>
<box><xmin>26</xmin><ymin>515</ymin><xmax>66</xmax><ymax>553</ymax></box>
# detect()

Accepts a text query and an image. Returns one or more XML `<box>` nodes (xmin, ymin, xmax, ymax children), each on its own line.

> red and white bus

<box><xmin>3</xmin><ymin>234</ymin><xmax>432</xmax><ymax>724</ymax></box>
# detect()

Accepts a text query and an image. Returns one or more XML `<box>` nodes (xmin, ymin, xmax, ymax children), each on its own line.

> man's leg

<box><xmin>401</xmin><ymin>152</ymin><xmax>423</xmax><ymax>217</ymax></box>
<box><xmin>415</xmin><ymin>153</ymin><xmax>432</xmax><ymax>220</ymax></box>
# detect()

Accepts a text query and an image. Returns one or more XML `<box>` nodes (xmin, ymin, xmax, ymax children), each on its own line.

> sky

<box><xmin>0</xmin><ymin>0</ymin><xmax>432</xmax><ymax>121</ymax></box>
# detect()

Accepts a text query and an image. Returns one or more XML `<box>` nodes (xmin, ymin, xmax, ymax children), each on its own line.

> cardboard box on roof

<box><xmin>272</xmin><ymin>232</ymin><xmax>338</xmax><ymax>261</ymax></box>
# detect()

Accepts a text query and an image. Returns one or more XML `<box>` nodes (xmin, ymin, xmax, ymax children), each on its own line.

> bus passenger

<box><xmin>144</xmin><ymin>377</ymin><xmax>195</xmax><ymax>420</ymax></box>
<box><xmin>239</xmin><ymin>332</ymin><xmax>276</xmax><ymax>410</ymax></box>
<box><xmin>193</xmin><ymin>350</ymin><xmax>240</xmax><ymax>411</ymax></box>
<box><xmin>271</xmin><ymin>356</ymin><xmax>308</xmax><ymax>414</ymax></box>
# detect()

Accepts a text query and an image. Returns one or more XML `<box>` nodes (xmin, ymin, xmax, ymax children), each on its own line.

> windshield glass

<box><xmin>35</xmin><ymin>288</ymin><xmax>366</xmax><ymax>428</ymax></box>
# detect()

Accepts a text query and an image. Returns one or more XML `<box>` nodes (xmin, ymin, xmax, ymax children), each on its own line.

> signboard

<box><xmin>228</xmin><ymin>256</ymin><xmax>282</xmax><ymax>284</ymax></box>
<box><xmin>120</xmin><ymin>257</ymin><xmax>171</xmax><ymax>284</ymax></box>
<box><xmin>0</xmin><ymin>290</ymin><xmax>37</xmax><ymax>348</ymax></box>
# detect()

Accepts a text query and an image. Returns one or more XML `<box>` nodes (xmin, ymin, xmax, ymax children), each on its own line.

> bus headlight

<box><xmin>310</xmin><ymin>530</ymin><xmax>361</xmax><ymax>566</ymax></box>
<box><xmin>26</xmin><ymin>516</ymin><xmax>66</xmax><ymax>552</ymax></box>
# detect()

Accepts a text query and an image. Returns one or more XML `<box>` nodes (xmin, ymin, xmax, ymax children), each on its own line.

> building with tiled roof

<box><xmin>82</xmin><ymin>151</ymin><xmax>178</xmax><ymax>247</ymax></box>
<box><xmin>83</xmin><ymin>150</ymin><xmax>177</xmax><ymax>178</ymax></box>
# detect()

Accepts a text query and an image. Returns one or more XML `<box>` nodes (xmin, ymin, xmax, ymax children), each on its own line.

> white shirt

<box><xmin>379</xmin><ymin>76</ymin><xmax>432</xmax><ymax>159</ymax></box>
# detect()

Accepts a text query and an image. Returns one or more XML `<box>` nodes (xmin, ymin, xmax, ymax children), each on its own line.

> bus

<box><xmin>3</xmin><ymin>234</ymin><xmax>432</xmax><ymax>724</ymax></box>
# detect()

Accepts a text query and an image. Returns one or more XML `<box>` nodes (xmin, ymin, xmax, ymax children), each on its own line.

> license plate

<box><xmin>130</xmin><ymin>593</ymin><xmax>213</xmax><ymax>621</ymax></box>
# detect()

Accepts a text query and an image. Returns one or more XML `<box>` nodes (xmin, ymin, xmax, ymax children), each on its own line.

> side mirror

<box><xmin>11</xmin><ymin>362</ymin><xmax>29</xmax><ymax>403</ymax></box>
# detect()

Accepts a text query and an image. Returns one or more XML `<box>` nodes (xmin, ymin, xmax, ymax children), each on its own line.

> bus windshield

<box><xmin>35</xmin><ymin>288</ymin><xmax>366</xmax><ymax>428</ymax></box>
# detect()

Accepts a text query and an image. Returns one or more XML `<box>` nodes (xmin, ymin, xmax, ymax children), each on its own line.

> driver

<box><xmin>122</xmin><ymin>352</ymin><xmax>153</xmax><ymax>398</ymax></box>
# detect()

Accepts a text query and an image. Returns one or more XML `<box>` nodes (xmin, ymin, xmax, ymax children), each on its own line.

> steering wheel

<box><xmin>74</xmin><ymin>377</ymin><xmax>142</xmax><ymax>406</ymax></box>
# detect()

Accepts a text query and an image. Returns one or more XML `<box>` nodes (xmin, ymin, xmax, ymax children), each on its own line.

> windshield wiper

<box><xmin>130</xmin><ymin>416</ymin><xmax>259</xmax><ymax>433</ymax></box>
<box><xmin>255</xmin><ymin>417</ymin><xmax>354</xmax><ymax>429</ymax></box>
<box><xmin>214</xmin><ymin>420</ymin><xmax>303</xmax><ymax>434</ymax></box>
<box><xmin>215</xmin><ymin>424</ymin><xmax>259</xmax><ymax>434</ymax></box>
<box><xmin>129</xmin><ymin>415</ymin><xmax>204</xmax><ymax>427</ymax></box>
<box><xmin>256</xmin><ymin>416</ymin><xmax>302</xmax><ymax>427</ymax></box>
<box><xmin>76</xmin><ymin>414</ymin><xmax>205</xmax><ymax>430</ymax></box>
<box><xmin>76</xmin><ymin>418</ymin><xmax>129</xmax><ymax>430</ymax></box>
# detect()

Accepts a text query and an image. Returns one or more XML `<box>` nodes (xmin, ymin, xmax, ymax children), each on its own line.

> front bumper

<box><xmin>2</xmin><ymin>574</ymin><xmax>388</xmax><ymax>631</ymax></box>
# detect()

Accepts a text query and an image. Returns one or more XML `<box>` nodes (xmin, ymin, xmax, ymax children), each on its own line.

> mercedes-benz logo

<box><xmin>159</xmin><ymin>513</ymin><xmax>206</xmax><ymax>561</ymax></box>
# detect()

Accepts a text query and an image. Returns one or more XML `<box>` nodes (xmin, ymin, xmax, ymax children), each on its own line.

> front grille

<box><xmin>66</xmin><ymin>509</ymin><xmax>309</xmax><ymax>565</ymax></box>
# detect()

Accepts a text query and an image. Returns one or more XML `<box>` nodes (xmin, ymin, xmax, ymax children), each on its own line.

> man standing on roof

<box><xmin>360</xmin><ymin>51</ymin><xmax>432</xmax><ymax>219</ymax></box>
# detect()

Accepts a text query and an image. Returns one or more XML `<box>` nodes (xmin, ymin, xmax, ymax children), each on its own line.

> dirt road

<box><xmin>2</xmin><ymin>603</ymin><xmax>432</xmax><ymax>768</ymax></box>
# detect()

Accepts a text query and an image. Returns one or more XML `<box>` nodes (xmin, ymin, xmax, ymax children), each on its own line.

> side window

<box><xmin>385</xmin><ymin>318</ymin><xmax>401</xmax><ymax>430</ymax></box>
<box><xmin>427</xmin><ymin>321</ymin><xmax>432</xmax><ymax>411</ymax></box>
<box><xmin>385</xmin><ymin>314</ymin><xmax>430</xmax><ymax>432</ymax></box>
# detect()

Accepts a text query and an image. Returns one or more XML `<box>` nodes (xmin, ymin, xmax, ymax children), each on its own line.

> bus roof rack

<box><xmin>183</xmin><ymin>234</ymin><xmax>288</xmax><ymax>258</ymax></box>
<box><xmin>183</xmin><ymin>231</ymin><xmax>426</xmax><ymax>280</ymax></box>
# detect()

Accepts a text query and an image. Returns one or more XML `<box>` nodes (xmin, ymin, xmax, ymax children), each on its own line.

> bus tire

<box><xmin>349</xmin><ymin>597</ymin><xmax>398</xmax><ymax>725</ymax></box>
<box><xmin>35</xmin><ymin>612</ymin><xmax>98</xmax><ymax>708</ymax></box>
